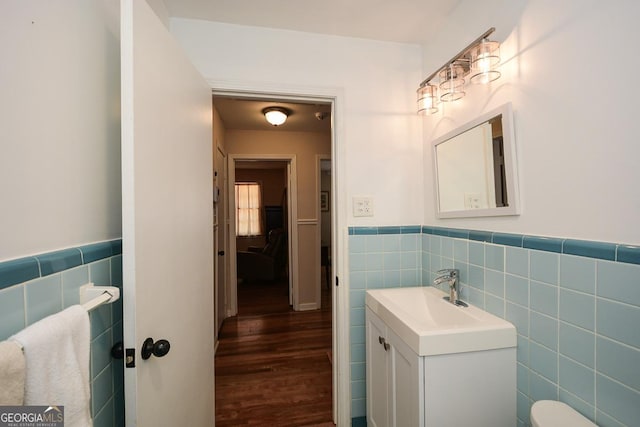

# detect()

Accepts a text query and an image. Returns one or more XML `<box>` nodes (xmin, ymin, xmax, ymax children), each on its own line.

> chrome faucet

<box><xmin>434</xmin><ymin>268</ymin><xmax>462</xmax><ymax>305</ymax></box>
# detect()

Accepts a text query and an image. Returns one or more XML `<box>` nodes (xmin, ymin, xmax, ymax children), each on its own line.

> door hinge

<box><xmin>335</xmin><ymin>276</ymin><xmax>339</xmax><ymax>287</ymax></box>
<box><xmin>126</xmin><ymin>348</ymin><xmax>136</xmax><ymax>368</ymax></box>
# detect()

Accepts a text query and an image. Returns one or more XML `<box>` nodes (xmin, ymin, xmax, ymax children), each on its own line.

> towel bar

<box><xmin>80</xmin><ymin>283</ymin><xmax>120</xmax><ymax>311</ymax></box>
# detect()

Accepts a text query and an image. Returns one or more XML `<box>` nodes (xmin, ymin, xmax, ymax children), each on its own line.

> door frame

<box><xmin>213</xmin><ymin>145</ymin><xmax>228</xmax><ymax>344</ymax></box>
<box><xmin>316</xmin><ymin>154</ymin><xmax>331</xmax><ymax>307</ymax></box>
<box><xmin>227</xmin><ymin>154</ymin><xmax>299</xmax><ymax>313</ymax></box>
<box><xmin>210</xmin><ymin>82</ymin><xmax>349</xmax><ymax>425</ymax></box>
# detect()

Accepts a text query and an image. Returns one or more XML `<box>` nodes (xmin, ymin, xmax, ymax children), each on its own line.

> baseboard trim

<box><xmin>298</xmin><ymin>302</ymin><xmax>318</xmax><ymax>311</ymax></box>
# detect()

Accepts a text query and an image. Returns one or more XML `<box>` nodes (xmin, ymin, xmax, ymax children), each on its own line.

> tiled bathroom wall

<box><xmin>0</xmin><ymin>240</ymin><xmax>124</xmax><ymax>427</ymax></box>
<box><xmin>348</xmin><ymin>226</ymin><xmax>422</xmax><ymax>419</ymax></box>
<box><xmin>350</xmin><ymin>226</ymin><xmax>640</xmax><ymax>427</ymax></box>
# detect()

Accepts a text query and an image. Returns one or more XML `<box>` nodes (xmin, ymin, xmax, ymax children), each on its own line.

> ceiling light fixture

<box><xmin>417</xmin><ymin>27</ymin><xmax>501</xmax><ymax>115</ymax></box>
<box><xmin>263</xmin><ymin>107</ymin><xmax>289</xmax><ymax>126</ymax></box>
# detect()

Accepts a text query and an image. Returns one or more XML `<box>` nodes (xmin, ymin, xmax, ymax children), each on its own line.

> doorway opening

<box><xmin>212</xmin><ymin>93</ymin><xmax>338</xmax><ymax>423</ymax></box>
<box><xmin>233</xmin><ymin>158</ymin><xmax>294</xmax><ymax>313</ymax></box>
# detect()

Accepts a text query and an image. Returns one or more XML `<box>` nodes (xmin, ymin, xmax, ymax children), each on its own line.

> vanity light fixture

<box><xmin>263</xmin><ymin>107</ymin><xmax>289</xmax><ymax>126</ymax></box>
<box><xmin>417</xmin><ymin>83</ymin><xmax>438</xmax><ymax>114</ymax></box>
<box><xmin>439</xmin><ymin>62</ymin><xmax>466</xmax><ymax>102</ymax></box>
<box><xmin>417</xmin><ymin>27</ymin><xmax>501</xmax><ymax>115</ymax></box>
<box><xmin>469</xmin><ymin>38</ymin><xmax>501</xmax><ymax>84</ymax></box>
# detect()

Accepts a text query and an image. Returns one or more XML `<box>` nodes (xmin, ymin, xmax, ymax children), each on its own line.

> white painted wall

<box><xmin>145</xmin><ymin>0</ymin><xmax>170</xmax><ymax>29</ymax></box>
<box><xmin>0</xmin><ymin>0</ymin><xmax>122</xmax><ymax>261</ymax></box>
<box><xmin>170</xmin><ymin>19</ymin><xmax>424</xmax><ymax>226</ymax></box>
<box><xmin>422</xmin><ymin>0</ymin><xmax>640</xmax><ymax>245</ymax></box>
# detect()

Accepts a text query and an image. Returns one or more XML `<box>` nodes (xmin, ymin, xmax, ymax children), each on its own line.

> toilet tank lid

<box><xmin>531</xmin><ymin>401</ymin><xmax>596</xmax><ymax>427</ymax></box>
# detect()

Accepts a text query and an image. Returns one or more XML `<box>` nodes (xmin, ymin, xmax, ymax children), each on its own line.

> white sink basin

<box><xmin>366</xmin><ymin>286</ymin><xmax>516</xmax><ymax>356</ymax></box>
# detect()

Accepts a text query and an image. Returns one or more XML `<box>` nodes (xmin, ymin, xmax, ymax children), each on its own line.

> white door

<box><xmin>388</xmin><ymin>329</ymin><xmax>422</xmax><ymax>426</ymax></box>
<box><xmin>121</xmin><ymin>0</ymin><xmax>214</xmax><ymax>425</ymax></box>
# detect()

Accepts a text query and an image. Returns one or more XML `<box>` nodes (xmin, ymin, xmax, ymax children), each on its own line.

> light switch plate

<box><xmin>353</xmin><ymin>197</ymin><xmax>374</xmax><ymax>217</ymax></box>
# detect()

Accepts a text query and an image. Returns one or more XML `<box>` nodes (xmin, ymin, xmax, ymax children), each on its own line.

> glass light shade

<box><xmin>264</xmin><ymin>108</ymin><xmax>288</xmax><ymax>126</ymax></box>
<box><xmin>439</xmin><ymin>63</ymin><xmax>465</xmax><ymax>102</ymax></box>
<box><xmin>417</xmin><ymin>84</ymin><xmax>438</xmax><ymax>114</ymax></box>
<box><xmin>470</xmin><ymin>39</ymin><xmax>501</xmax><ymax>84</ymax></box>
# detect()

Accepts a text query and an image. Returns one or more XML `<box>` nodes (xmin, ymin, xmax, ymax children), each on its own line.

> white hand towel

<box><xmin>11</xmin><ymin>305</ymin><xmax>92</xmax><ymax>427</ymax></box>
<box><xmin>0</xmin><ymin>340</ymin><xmax>26</xmax><ymax>405</ymax></box>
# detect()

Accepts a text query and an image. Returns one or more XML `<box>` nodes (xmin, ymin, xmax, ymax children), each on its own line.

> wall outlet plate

<box><xmin>353</xmin><ymin>197</ymin><xmax>374</xmax><ymax>217</ymax></box>
<box><xmin>464</xmin><ymin>193</ymin><xmax>482</xmax><ymax>209</ymax></box>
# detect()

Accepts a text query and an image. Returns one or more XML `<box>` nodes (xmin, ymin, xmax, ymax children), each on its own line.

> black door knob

<box><xmin>218</xmin><ymin>251</ymin><xmax>225</xmax><ymax>256</ymax></box>
<box><xmin>111</xmin><ymin>341</ymin><xmax>124</xmax><ymax>359</ymax></box>
<box><xmin>141</xmin><ymin>337</ymin><xmax>171</xmax><ymax>360</ymax></box>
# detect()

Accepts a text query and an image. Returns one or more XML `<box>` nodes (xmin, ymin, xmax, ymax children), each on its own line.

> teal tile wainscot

<box><xmin>349</xmin><ymin>226</ymin><xmax>640</xmax><ymax>427</ymax></box>
<box><xmin>0</xmin><ymin>240</ymin><xmax>124</xmax><ymax>427</ymax></box>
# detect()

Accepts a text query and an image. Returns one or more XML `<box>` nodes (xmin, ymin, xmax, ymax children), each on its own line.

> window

<box><xmin>235</xmin><ymin>182</ymin><xmax>262</xmax><ymax>236</ymax></box>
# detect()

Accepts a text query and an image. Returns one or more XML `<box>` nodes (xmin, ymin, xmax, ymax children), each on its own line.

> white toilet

<box><xmin>531</xmin><ymin>400</ymin><xmax>597</xmax><ymax>427</ymax></box>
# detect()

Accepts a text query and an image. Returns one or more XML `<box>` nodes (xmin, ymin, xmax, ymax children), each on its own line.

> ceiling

<box><xmin>162</xmin><ymin>0</ymin><xmax>461</xmax><ymax>45</ymax></box>
<box><xmin>213</xmin><ymin>96</ymin><xmax>332</xmax><ymax>132</ymax></box>
<box><xmin>166</xmin><ymin>0</ymin><xmax>464</xmax><ymax>132</ymax></box>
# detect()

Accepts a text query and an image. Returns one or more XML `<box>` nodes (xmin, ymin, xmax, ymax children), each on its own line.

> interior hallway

<box><xmin>215</xmin><ymin>277</ymin><xmax>334</xmax><ymax>426</ymax></box>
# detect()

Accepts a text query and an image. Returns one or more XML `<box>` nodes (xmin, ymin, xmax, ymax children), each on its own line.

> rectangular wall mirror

<box><xmin>433</xmin><ymin>102</ymin><xmax>520</xmax><ymax>218</ymax></box>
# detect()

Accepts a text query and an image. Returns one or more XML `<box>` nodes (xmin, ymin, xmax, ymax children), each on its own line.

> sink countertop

<box><xmin>366</xmin><ymin>286</ymin><xmax>516</xmax><ymax>356</ymax></box>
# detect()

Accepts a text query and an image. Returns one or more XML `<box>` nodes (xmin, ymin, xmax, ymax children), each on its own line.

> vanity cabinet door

<box><xmin>366</xmin><ymin>308</ymin><xmax>390</xmax><ymax>427</ymax></box>
<box><xmin>388</xmin><ymin>328</ymin><xmax>423</xmax><ymax>426</ymax></box>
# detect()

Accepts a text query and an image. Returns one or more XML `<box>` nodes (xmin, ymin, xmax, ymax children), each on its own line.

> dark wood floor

<box><xmin>215</xmin><ymin>278</ymin><xmax>334</xmax><ymax>426</ymax></box>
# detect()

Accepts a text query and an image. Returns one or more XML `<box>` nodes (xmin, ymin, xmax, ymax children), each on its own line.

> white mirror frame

<box><xmin>433</xmin><ymin>102</ymin><xmax>521</xmax><ymax>218</ymax></box>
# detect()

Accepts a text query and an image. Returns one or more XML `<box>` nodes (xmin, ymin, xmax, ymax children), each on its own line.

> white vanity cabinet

<box><xmin>366</xmin><ymin>303</ymin><xmax>516</xmax><ymax>427</ymax></box>
<box><xmin>366</xmin><ymin>307</ymin><xmax>422</xmax><ymax>427</ymax></box>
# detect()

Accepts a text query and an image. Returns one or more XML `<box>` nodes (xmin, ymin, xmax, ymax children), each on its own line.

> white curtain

<box><xmin>235</xmin><ymin>183</ymin><xmax>262</xmax><ymax>236</ymax></box>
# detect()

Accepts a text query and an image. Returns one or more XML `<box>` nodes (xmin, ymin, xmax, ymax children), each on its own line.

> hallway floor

<box><xmin>215</xmin><ymin>278</ymin><xmax>334</xmax><ymax>426</ymax></box>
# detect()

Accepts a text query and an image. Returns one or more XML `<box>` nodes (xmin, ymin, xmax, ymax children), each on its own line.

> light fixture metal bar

<box><xmin>419</xmin><ymin>27</ymin><xmax>496</xmax><ymax>88</ymax></box>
